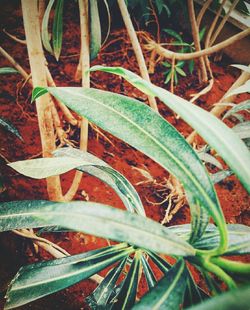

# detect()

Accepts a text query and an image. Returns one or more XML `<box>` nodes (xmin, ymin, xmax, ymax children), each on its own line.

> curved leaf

<box><xmin>0</xmin><ymin>67</ymin><xmax>19</xmax><ymax>74</ymax></box>
<box><xmin>222</xmin><ymin>100</ymin><xmax>250</xmax><ymax>120</ymax></box>
<box><xmin>86</xmin><ymin>258</ymin><xmax>127</xmax><ymax>308</ymax></box>
<box><xmin>41</xmin><ymin>0</ymin><xmax>55</xmax><ymax>54</ymax></box>
<box><xmin>53</xmin><ymin>0</ymin><xmax>64</xmax><ymax>61</ymax></box>
<box><xmin>188</xmin><ymin>285</ymin><xmax>250</xmax><ymax>310</ymax></box>
<box><xmin>90</xmin><ymin>66</ymin><xmax>250</xmax><ymax>195</ymax></box>
<box><xmin>0</xmin><ymin>200</ymin><xmax>195</xmax><ymax>256</ymax></box>
<box><xmin>55</xmin><ymin>147</ymin><xmax>145</xmax><ymax>215</ymax></box>
<box><xmin>90</xmin><ymin>0</ymin><xmax>101</xmax><ymax>60</ymax></box>
<box><xmin>170</xmin><ymin>224</ymin><xmax>250</xmax><ymax>255</ymax></box>
<box><xmin>32</xmin><ymin>86</ymin><xmax>223</xmax><ymax>245</ymax></box>
<box><xmin>111</xmin><ymin>250</ymin><xmax>142</xmax><ymax>309</ymax></box>
<box><xmin>5</xmin><ymin>244</ymin><xmax>132</xmax><ymax>309</ymax></box>
<box><xmin>0</xmin><ymin>117</ymin><xmax>22</xmax><ymax>140</ymax></box>
<box><xmin>232</xmin><ymin>121</ymin><xmax>250</xmax><ymax>139</ymax></box>
<box><xmin>231</xmin><ymin>64</ymin><xmax>250</xmax><ymax>74</ymax></box>
<box><xmin>8</xmin><ymin>147</ymin><xmax>145</xmax><ymax>216</ymax></box>
<box><xmin>141</xmin><ymin>255</ymin><xmax>157</xmax><ymax>290</ymax></box>
<box><xmin>133</xmin><ymin>259</ymin><xmax>188</xmax><ymax>310</ymax></box>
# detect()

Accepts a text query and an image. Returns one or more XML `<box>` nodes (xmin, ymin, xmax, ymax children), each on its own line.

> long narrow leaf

<box><xmin>52</xmin><ymin>0</ymin><xmax>64</xmax><ymax>60</ymax></box>
<box><xmin>90</xmin><ymin>0</ymin><xmax>101</xmax><ymax>60</ymax></box>
<box><xmin>222</xmin><ymin>100</ymin><xmax>250</xmax><ymax>120</ymax></box>
<box><xmin>41</xmin><ymin>0</ymin><xmax>55</xmax><ymax>54</ymax></box>
<box><xmin>0</xmin><ymin>117</ymin><xmax>22</xmax><ymax>140</ymax></box>
<box><xmin>0</xmin><ymin>200</ymin><xmax>195</xmax><ymax>256</ymax></box>
<box><xmin>54</xmin><ymin>147</ymin><xmax>145</xmax><ymax>216</ymax></box>
<box><xmin>188</xmin><ymin>285</ymin><xmax>250</xmax><ymax>310</ymax></box>
<box><xmin>111</xmin><ymin>250</ymin><xmax>142</xmax><ymax>309</ymax></box>
<box><xmin>5</xmin><ymin>245</ymin><xmax>132</xmax><ymax>309</ymax></box>
<box><xmin>141</xmin><ymin>255</ymin><xmax>157</xmax><ymax>290</ymax></box>
<box><xmin>0</xmin><ymin>67</ymin><xmax>19</xmax><ymax>74</ymax></box>
<box><xmin>90</xmin><ymin>66</ymin><xmax>250</xmax><ymax>195</ymax></box>
<box><xmin>133</xmin><ymin>259</ymin><xmax>188</xmax><ymax>310</ymax></box>
<box><xmin>86</xmin><ymin>258</ymin><xmax>127</xmax><ymax>308</ymax></box>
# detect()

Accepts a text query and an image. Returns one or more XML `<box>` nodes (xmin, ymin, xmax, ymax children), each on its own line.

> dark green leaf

<box><xmin>5</xmin><ymin>244</ymin><xmax>132</xmax><ymax>309</ymax></box>
<box><xmin>0</xmin><ymin>117</ymin><xmax>22</xmax><ymax>140</ymax></box>
<box><xmin>52</xmin><ymin>0</ymin><xmax>64</xmax><ymax>60</ymax></box>
<box><xmin>90</xmin><ymin>0</ymin><xmax>101</xmax><ymax>60</ymax></box>
<box><xmin>86</xmin><ymin>258</ymin><xmax>127</xmax><ymax>308</ymax></box>
<box><xmin>133</xmin><ymin>259</ymin><xmax>188</xmax><ymax>310</ymax></box>
<box><xmin>188</xmin><ymin>285</ymin><xmax>250</xmax><ymax>310</ymax></box>
<box><xmin>111</xmin><ymin>250</ymin><xmax>142</xmax><ymax>309</ymax></box>
<box><xmin>141</xmin><ymin>255</ymin><xmax>157</xmax><ymax>290</ymax></box>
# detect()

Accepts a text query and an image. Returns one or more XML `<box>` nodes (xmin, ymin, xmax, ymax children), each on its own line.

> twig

<box><xmin>13</xmin><ymin>229</ymin><xmax>103</xmax><ymax>284</ymax></box>
<box><xmin>210</xmin><ymin>0</ymin><xmax>240</xmax><ymax>46</ymax></box>
<box><xmin>63</xmin><ymin>0</ymin><xmax>89</xmax><ymax>201</ymax></box>
<box><xmin>197</xmin><ymin>0</ymin><xmax>213</xmax><ymax>28</ymax></box>
<box><xmin>117</xmin><ymin>0</ymin><xmax>158</xmax><ymax>112</ymax></box>
<box><xmin>170</xmin><ymin>56</ymin><xmax>175</xmax><ymax>93</ymax></box>
<box><xmin>186</xmin><ymin>67</ymin><xmax>250</xmax><ymax>144</ymax></box>
<box><xmin>148</xmin><ymin>28</ymin><xmax>250</xmax><ymax>61</ymax></box>
<box><xmin>3</xmin><ymin>29</ymin><xmax>26</xmax><ymax>45</ymax></box>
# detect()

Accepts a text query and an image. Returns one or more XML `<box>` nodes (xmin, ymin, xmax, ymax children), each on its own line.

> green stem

<box><xmin>202</xmin><ymin>259</ymin><xmax>237</xmax><ymax>290</ymax></box>
<box><xmin>211</xmin><ymin>257</ymin><xmax>250</xmax><ymax>275</ymax></box>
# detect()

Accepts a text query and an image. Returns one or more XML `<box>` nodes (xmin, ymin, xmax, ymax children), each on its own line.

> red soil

<box><xmin>0</xmin><ymin>2</ymin><xmax>249</xmax><ymax>309</ymax></box>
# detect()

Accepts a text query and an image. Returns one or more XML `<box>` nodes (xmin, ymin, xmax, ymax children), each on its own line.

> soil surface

<box><xmin>0</xmin><ymin>2</ymin><xmax>249</xmax><ymax>309</ymax></box>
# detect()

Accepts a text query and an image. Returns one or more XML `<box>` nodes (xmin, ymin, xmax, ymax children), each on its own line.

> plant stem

<box><xmin>211</xmin><ymin>257</ymin><xmax>250</xmax><ymax>275</ymax></box>
<box><xmin>63</xmin><ymin>0</ymin><xmax>89</xmax><ymax>201</ymax></box>
<box><xmin>21</xmin><ymin>0</ymin><xmax>63</xmax><ymax>201</ymax></box>
<box><xmin>188</xmin><ymin>0</ymin><xmax>208</xmax><ymax>82</ymax></box>
<box><xmin>117</xmin><ymin>0</ymin><xmax>158</xmax><ymax>112</ymax></box>
<box><xmin>197</xmin><ymin>257</ymin><xmax>237</xmax><ymax>290</ymax></box>
<box><xmin>197</xmin><ymin>0</ymin><xmax>213</xmax><ymax>28</ymax></box>
<box><xmin>187</xmin><ymin>67</ymin><xmax>250</xmax><ymax>144</ymax></box>
<box><xmin>210</xmin><ymin>0</ymin><xmax>240</xmax><ymax>46</ymax></box>
<box><xmin>149</xmin><ymin>27</ymin><xmax>250</xmax><ymax>61</ymax></box>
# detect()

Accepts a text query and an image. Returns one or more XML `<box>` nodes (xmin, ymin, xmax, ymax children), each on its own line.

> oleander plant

<box><xmin>1</xmin><ymin>66</ymin><xmax>250</xmax><ymax>309</ymax></box>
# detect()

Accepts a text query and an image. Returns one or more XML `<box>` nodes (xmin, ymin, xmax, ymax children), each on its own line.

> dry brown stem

<box><xmin>188</xmin><ymin>0</ymin><xmax>208</xmax><ymax>82</ymax></box>
<box><xmin>148</xmin><ymin>28</ymin><xmax>250</xmax><ymax>61</ymax></box>
<box><xmin>197</xmin><ymin>0</ymin><xmax>213</xmax><ymax>28</ymax></box>
<box><xmin>117</xmin><ymin>0</ymin><xmax>158</xmax><ymax>112</ymax></box>
<box><xmin>21</xmin><ymin>0</ymin><xmax>63</xmax><ymax>201</ymax></box>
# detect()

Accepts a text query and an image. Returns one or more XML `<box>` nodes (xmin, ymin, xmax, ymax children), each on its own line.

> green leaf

<box><xmin>164</xmin><ymin>71</ymin><xmax>172</xmax><ymax>84</ymax></box>
<box><xmin>86</xmin><ymin>67</ymin><xmax>230</xmax><ymax>246</ymax></box>
<box><xmin>8</xmin><ymin>157</ymin><xmax>91</xmax><ymax>179</ymax></box>
<box><xmin>132</xmin><ymin>259</ymin><xmax>188</xmax><ymax>310</ymax></box>
<box><xmin>188</xmin><ymin>285</ymin><xmax>250</xmax><ymax>310</ymax></box>
<box><xmin>0</xmin><ymin>200</ymin><xmax>195</xmax><ymax>256</ymax></box>
<box><xmin>141</xmin><ymin>255</ymin><xmax>157</xmax><ymax>290</ymax></box>
<box><xmin>111</xmin><ymin>250</ymin><xmax>142</xmax><ymax>309</ymax></box>
<box><xmin>31</xmin><ymin>86</ymin><xmax>48</xmax><ymax>102</ymax></box>
<box><xmin>0</xmin><ymin>117</ymin><xmax>23</xmax><ymax>140</ymax></box>
<box><xmin>0</xmin><ymin>67</ymin><xmax>19</xmax><ymax>74</ymax></box>
<box><xmin>175</xmin><ymin>66</ymin><xmax>186</xmax><ymax>77</ymax></box>
<box><xmin>54</xmin><ymin>147</ymin><xmax>145</xmax><ymax>216</ymax></box>
<box><xmin>232</xmin><ymin>121</ymin><xmax>250</xmax><ymax>139</ymax></box>
<box><xmin>41</xmin><ymin>0</ymin><xmax>55</xmax><ymax>54</ymax></box>
<box><xmin>86</xmin><ymin>258</ymin><xmax>127</xmax><ymax>308</ymax></box>
<box><xmin>163</xmin><ymin>28</ymin><xmax>183</xmax><ymax>42</ymax></box>
<box><xmin>223</xmin><ymin>100</ymin><xmax>250</xmax><ymax>120</ymax></box>
<box><xmin>170</xmin><ymin>224</ymin><xmax>250</xmax><ymax>255</ymax></box>
<box><xmin>52</xmin><ymin>0</ymin><xmax>64</xmax><ymax>61</ymax></box>
<box><xmin>9</xmin><ymin>147</ymin><xmax>145</xmax><ymax>216</ymax></box>
<box><xmin>189</xmin><ymin>60</ymin><xmax>195</xmax><ymax>74</ymax></box>
<box><xmin>197</xmin><ymin>152</ymin><xmax>223</xmax><ymax>170</ymax></box>
<box><xmin>5</xmin><ymin>244</ymin><xmax>132</xmax><ymax>309</ymax></box>
<box><xmin>90</xmin><ymin>0</ymin><xmax>101</xmax><ymax>60</ymax></box>
<box><xmin>210</xmin><ymin>170</ymin><xmax>232</xmax><ymax>184</ymax></box>
<box><xmin>90</xmin><ymin>66</ymin><xmax>250</xmax><ymax>194</ymax></box>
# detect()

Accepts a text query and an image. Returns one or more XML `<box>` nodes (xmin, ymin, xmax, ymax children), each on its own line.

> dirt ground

<box><xmin>0</xmin><ymin>2</ymin><xmax>249</xmax><ymax>309</ymax></box>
